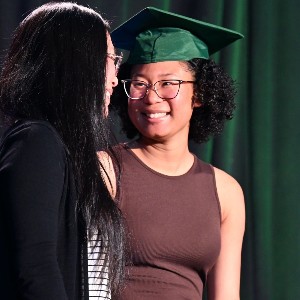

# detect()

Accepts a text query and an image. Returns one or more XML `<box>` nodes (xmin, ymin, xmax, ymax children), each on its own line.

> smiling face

<box><xmin>127</xmin><ymin>61</ymin><xmax>199</xmax><ymax>142</ymax></box>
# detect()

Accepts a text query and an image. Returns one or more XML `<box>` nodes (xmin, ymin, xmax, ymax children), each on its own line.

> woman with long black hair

<box><xmin>0</xmin><ymin>2</ymin><xmax>124</xmax><ymax>299</ymax></box>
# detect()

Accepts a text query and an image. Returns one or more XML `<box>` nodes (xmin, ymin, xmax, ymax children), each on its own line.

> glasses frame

<box><xmin>107</xmin><ymin>52</ymin><xmax>123</xmax><ymax>72</ymax></box>
<box><xmin>121</xmin><ymin>79</ymin><xmax>196</xmax><ymax>100</ymax></box>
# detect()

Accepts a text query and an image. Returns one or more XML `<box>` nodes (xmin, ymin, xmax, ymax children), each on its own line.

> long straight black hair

<box><xmin>0</xmin><ymin>2</ymin><xmax>124</xmax><ymax>295</ymax></box>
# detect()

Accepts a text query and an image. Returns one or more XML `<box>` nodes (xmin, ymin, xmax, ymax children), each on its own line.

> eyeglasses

<box><xmin>107</xmin><ymin>52</ymin><xmax>123</xmax><ymax>71</ymax></box>
<box><xmin>121</xmin><ymin>79</ymin><xmax>196</xmax><ymax>100</ymax></box>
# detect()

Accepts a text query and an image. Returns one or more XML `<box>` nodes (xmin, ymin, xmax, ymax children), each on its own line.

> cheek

<box><xmin>106</xmin><ymin>66</ymin><xmax>111</xmax><ymax>80</ymax></box>
<box><xmin>128</xmin><ymin>101</ymin><xmax>141</xmax><ymax>121</ymax></box>
<box><xmin>106</xmin><ymin>61</ymin><xmax>115</xmax><ymax>80</ymax></box>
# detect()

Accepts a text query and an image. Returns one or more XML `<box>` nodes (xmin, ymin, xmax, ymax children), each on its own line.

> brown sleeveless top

<box><xmin>115</xmin><ymin>144</ymin><xmax>221</xmax><ymax>300</ymax></box>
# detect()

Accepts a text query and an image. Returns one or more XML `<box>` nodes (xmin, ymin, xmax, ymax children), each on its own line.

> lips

<box><xmin>106</xmin><ymin>90</ymin><xmax>111</xmax><ymax>98</ymax></box>
<box><xmin>103</xmin><ymin>90</ymin><xmax>113</xmax><ymax>117</ymax></box>
<box><xmin>105</xmin><ymin>90</ymin><xmax>111</xmax><ymax>104</ymax></box>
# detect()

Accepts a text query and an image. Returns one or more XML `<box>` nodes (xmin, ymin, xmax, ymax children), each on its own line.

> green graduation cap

<box><xmin>111</xmin><ymin>7</ymin><xmax>243</xmax><ymax>64</ymax></box>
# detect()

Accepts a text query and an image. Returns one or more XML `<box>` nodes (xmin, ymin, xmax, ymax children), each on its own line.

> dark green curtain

<box><xmin>1</xmin><ymin>0</ymin><xmax>299</xmax><ymax>299</ymax></box>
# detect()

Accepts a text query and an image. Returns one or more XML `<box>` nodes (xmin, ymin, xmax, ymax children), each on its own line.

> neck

<box><xmin>129</xmin><ymin>136</ymin><xmax>194</xmax><ymax>176</ymax></box>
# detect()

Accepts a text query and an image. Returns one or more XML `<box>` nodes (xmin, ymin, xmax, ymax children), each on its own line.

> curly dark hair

<box><xmin>111</xmin><ymin>58</ymin><xmax>236</xmax><ymax>144</ymax></box>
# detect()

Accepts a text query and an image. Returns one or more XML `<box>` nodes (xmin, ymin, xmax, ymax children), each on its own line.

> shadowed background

<box><xmin>0</xmin><ymin>1</ymin><xmax>299</xmax><ymax>299</ymax></box>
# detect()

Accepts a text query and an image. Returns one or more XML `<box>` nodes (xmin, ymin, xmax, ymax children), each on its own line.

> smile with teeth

<box><xmin>145</xmin><ymin>112</ymin><xmax>168</xmax><ymax>118</ymax></box>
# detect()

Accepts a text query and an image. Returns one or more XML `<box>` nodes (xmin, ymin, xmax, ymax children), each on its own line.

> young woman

<box><xmin>109</xmin><ymin>7</ymin><xmax>245</xmax><ymax>300</ymax></box>
<box><xmin>0</xmin><ymin>2</ymin><xmax>124</xmax><ymax>299</ymax></box>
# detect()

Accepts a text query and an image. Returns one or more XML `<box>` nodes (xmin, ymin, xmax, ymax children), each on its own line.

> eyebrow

<box><xmin>132</xmin><ymin>72</ymin><xmax>177</xmax><ymax>78</ymax></box>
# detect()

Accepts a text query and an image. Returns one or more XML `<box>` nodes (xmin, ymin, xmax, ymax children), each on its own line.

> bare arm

<box><xmin>207</xmin><ymin>167</ymin><xmax>245</xmax><ymax>300</ymax></box>
<box><xmin>97</xmin><ymin>151</ymin><xmax>117</xmax><ymax>198</ymax></box>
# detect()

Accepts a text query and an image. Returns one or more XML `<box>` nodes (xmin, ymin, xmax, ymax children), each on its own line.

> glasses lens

<box><xmin>155</xmin><ymin>80</ymin><xmax>180</xmax><ymax>99</ymax></box>
<box><xmin>123</xmin><ymin>80</ymin><xmax>147</xmax><ymax>99</ymax></box>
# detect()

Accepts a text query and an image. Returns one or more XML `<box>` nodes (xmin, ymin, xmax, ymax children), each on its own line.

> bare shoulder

<box><xmin>213</xmin><ymin>166</ymin><xmax>245</xmax><ymax>222</ymax></box>
<box><xmin>213</xmin><ymin>167</ymin><xmax>243</xmax><ymax>197</ymax></box>
<box><xmin>207</xmin><ymin>167</ymin><xmax>245</xmax><ymax>299</ymax></box>
<box><xmin>97</xmin><ymin>151</ymin><xmax>117</xmax><ymax>198</ymax></box>
<box><xmin>97</xmin><ymin>150</ymin><xmax>113</xmax><ymax>170</ymax></box>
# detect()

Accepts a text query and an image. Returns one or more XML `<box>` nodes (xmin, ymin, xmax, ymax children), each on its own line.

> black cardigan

<box><xmin>0</xmin><ymin>120</ymin><xmax>88</xmax><ymax>299</ymax></box>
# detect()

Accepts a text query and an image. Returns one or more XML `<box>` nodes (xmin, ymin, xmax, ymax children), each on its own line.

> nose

<box><xmin>142</xmin><ymin>86</ymin><xmax>163</xmax><ymax>104</ymax></box>
<box><xmin>112</xmin><ymin>73</ymin><xmax>118</xmax><ymax>88</ymax></box>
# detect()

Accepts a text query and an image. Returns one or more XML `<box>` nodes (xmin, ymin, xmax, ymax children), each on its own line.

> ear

<box><xmin>193</xmin><ymin>101</ymin><xmax>201</xmax><ymax>108</ymax></box>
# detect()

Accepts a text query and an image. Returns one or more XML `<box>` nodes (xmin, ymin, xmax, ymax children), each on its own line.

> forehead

<box><xmin>131</xmin><ymin>61</ymin><xmax>191</xmax><ymax>76</ymax></box>
<box><xmin>107</xmin><ymin>33</ymin><xmax>115</xmax><ymax>52</ymax></box>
